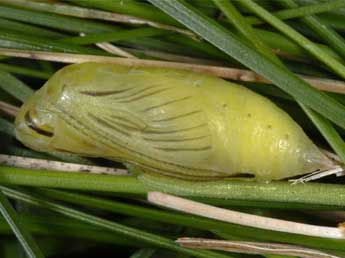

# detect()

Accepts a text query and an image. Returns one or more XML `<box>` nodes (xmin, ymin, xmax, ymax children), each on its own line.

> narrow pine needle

<box><xmin>237</xmin><ymin>0</ymin><xmax>345</xmax><ymax>79</ymax></box>
<box><xmin>0</xmin><ymin>190</ymin><xmax>45</xmax><ymax>258</ymax></box>
<box><xmin>0</xmin><ymin>63</ymin><xmax>51</xmax><ymax>79</ymax></box>
<box><xmin>130</xmin><ymin>248</ymin><xmax>156</xmax><ymax>258</ymax></box>
<box><xmin>0</xmin><ymin>69</ymin><xmax>33</xmax><ymax>102</ymax></box>
<box><xmin>0</xmin><ymin>186</ymin><xmax>233</xmax><ymax>258</ymax></box>
<box><xmin>279</xmin><ymin>0</ymin><xmax>345</xmax><ymax>61</ymax></box>
<box><xmin>246</xmin><ymin>0</ymin><xmax>345</xmax><ymax>25</ymax></box>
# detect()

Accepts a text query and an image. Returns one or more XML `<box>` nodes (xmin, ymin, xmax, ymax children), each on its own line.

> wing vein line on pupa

<box><xmin>54</xmin><ymin>104</ymin><xmax>221</xmax><ymax>176</ymax></box>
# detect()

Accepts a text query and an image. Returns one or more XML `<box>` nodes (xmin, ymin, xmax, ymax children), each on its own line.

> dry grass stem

<box><xmin>148</xmin><ymin>192</ymin><xmax>345</xmax><ymax>239</ymax></box>
<box><xmin>96</xmin><ymin>43</ymin><xmax>138</xmax><ymax>58</ymax></box>
<box><xmin>0</xmin><ymin>49</ymin><xmax>344</xmax><ymax>94</ymax></box>
<box><xmin>0</xmin><ymin>154</ymin><xmax>129</xmax><ymax>175</ymax></box>
<box><xmin>290</xmin><ymin>166</ymin><xmax>344</xmax><ymax>184</ymax></box>
<box><xmin>176</xmin><ymin>238</ymin><xmax>340</xmax><ymax>258</ymax></box>
<box><xmin>79</xmin><ymin>32</ymin><xmax>137</xmax><ymax>58</ymax></box>
<box><xmin>0</xmin><ymin>101</ymin><xmax>19</xmax><ymax>117</ymax></box>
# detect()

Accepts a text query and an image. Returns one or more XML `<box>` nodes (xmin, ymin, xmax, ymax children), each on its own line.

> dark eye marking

<box><xmin>24</xmin><ymin>111</ymin><xmax>54</xmax><ymax>137</ymax></box>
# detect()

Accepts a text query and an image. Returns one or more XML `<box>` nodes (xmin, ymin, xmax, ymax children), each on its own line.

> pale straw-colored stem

<box><xmin>176</xmin><ymin>238</ymin><xmax>340</xmax><ymax>258</ymax></box>
<box><xmin>96</xmin><ymin>43</ymin><xmax>138</xmax><ymax>58</ymax></box>
<box><xmin>0</xmin><ymin>49</ymin><xmax>344</xmax><ymax>94</ymax></box>
<box><xmin>79</xmin><ymin>32</ymin><xmax>137</xmax><ymax>59</ymax></box>
<box><xmin>0</xmin><ymin>154</ymin><xmax>129</xmax><ymax>176</ymax></box>
<box><xmin>290</xmin><ymin>166</ymin><xmax>344</xmax><ymax>184</ymax></box>
<box><xmin>0</xmin><ymin>101</ymin><xmax>19</xmax><ymax>117</ymax></box>
<box><xmin>148</xmin><ymin>192</ymin><xmax>345</xmax><ymax>239</ymax></box>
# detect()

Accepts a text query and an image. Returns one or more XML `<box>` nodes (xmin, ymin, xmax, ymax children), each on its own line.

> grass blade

<box><xmin>246</xmin><ymin>0</ymin><xmax>345</xmax><ymax>25</ymax></box>
<box><xmin>279</xmin><ymin>0</ymin><xmax>345</xmax><ymax>61</ymax></box>
<box><xmin>61</xmin><ymin>27</ymin><xmax>170</xmax><ymax>45</ymax></box>
<box><xmin>0</xmin><ymin>69</ymin><xmax>33</xmax><ymax>102</ymax></box>
<box><xmin>35</xmin><ymin>189</ymin><xmax>345</xmax><ymax>251</ymax></box>
<box><xmin>0</xmin><ymin>63</ymin><xmax>51</xmax><ymax>79</ymax></box>
<box><xmin>0</xmin><ymin>5</ymin><xmax>117</xmax><ymax>34</ymax></box>
<box><xmin>212</xmin><ymin>0</ymin><xmax>282</xmax><ymax>65</ymax></box>
<box><xmin>4</xmin><ymin>166</ymin><xmax>345</xmax><ymax>208</ymax></box>
<box><xmin>0</xmin><ymin>190</ymin><xmax>44</xmax><ymax>258</ymax></box>
<box><xmin>0</xmin><ymin>17</ymin><xmax>64</xmax><ymax>39</ymax></box>
<box><xmin>130</xmin><ymin>248</ymin><xmax>156</xmax><ymax>258</ymax></box>
<box><xmin>0</xmin><ymin>117</ymin><xmax>14</xmax><ymax>136</ymax></box>
<box><xmin>301</xmin><ymin>105</ymin><xmax>345</xmax><ymax>162</ymax></box>
<box><xmin>148</xmin><ymin>0</ymin><xmax>345</xmax><ymax>131</ymax></box>
<box><xmin>0</xmin><ymin>29</ymin><xmax>106</xmax><ymax>55</ymax></box>
<box><xmin>0</xmin><ymin>186</ymin><xmax>234</xmax><ymax>258</ymax></box>
<box><xmin>237</xmin><ymin>0</ymin><xmax>345</xmax><ymax>78</ymax></box>
<box><xmin>0</xmin><ymin>0</ymin><xmax>193</xmax><ymax>38</ymax></box>
<box><xmin>64</xmin><ymin>0</ymin><xmax>179</xmax><ymax>26</ymax></box>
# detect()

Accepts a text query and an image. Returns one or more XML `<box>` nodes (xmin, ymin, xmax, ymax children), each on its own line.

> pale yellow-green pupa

<box><xmin>15</xmin><ymin>62</ymin><xmax>332</xmax><ymax>180</ymax></box>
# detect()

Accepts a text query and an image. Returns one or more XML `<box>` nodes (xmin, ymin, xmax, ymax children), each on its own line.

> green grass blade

<box><xmin>212</xmin><ymin>0</ymin><xmax>282</xmax><ymax>66</ymax></box>
<box><xmin>0</xmin><ymin>5</ymin><xmax>117</xmax><ymax>34</ymax></box>
<box><xmin>246</xmin><ymin>0</ymin><xmax>345</xmax><ymax>25</ymax></box>
<box><xmin>237</xmin><ymin>0</ymin><xmax>345</xmax><ymax>78</ymax></box>
<box><xmin>61</xmin><ymin>27</ymin><xmax>171</xmax><ymax>45</ymax></box>
<box><xmin>0</xmin><ymin>186</ymin><xmax>234</xmax><ymax>258</ymax></box>
<box><xmin>254</xmin><ymin>28</ymin><xmax>341</xmax><ymax>62</ymax></box>
<box><xmin>0</xmin><ymin>29</ymin><xmax>106</xmax><ymax>55</ymax></box>
<box><xmin>0</xmin><ymin>69</ymin><xmax>33</xmax><ymax>102</ymax></box>
<box><xmin>35</xmin><ymin>189</ymin><xmax>345</xmax><ymax>251</ymax></box>
<box><xmin>4</xmin><ymin>166</ymin><xmax>345</xmax><ymax>208</ymax></box>
<box><xmin>148</xmin><ymin>0</ymin><xmax>345</xmax><ymax>130</ymax></box>
<box><xmin>0</xmin><ymin>117</ymin><xmax>14</xmax><ymax>136</ymax></box>
<box><xmin>64</xmin><ymin>0</ymin><xmax>179</xmax><ymax>26</ymax></box>
<box><xmin>301</xmin><ymin>104</ymin><xmax>345</xmax><ymax>162</ymax></box>
<box><xmin>0</xmin><ymin>63</ymin><xmax>51</xmax><ymax>79</ymax></box>
<box><xmin>318</xmin><ymin>13</ymin><xmax>345</xmax><ymax>32</ymax></box>
<box><xmin>0</xmin><ymin>191</ymin><xmax>44</xmax><ymax>258</ymax></box>
<box><xmin>279</xmin><ymin>0</ymin><xmax>345</xmax><ymax>61</ymax></box>
<box><xmin>0</xmin><ymin>18</ymin><xmax>65</xmax><ymax>39</ymax></box>
<box><xmin>130</xmin><ymin>248</ymin><xmax>156</xmax><ymax>258</ymax></box>
<box><xmin>9</xmin><ymin>216</ymin><xmax>142</xmax><ymax>247</ymax></box>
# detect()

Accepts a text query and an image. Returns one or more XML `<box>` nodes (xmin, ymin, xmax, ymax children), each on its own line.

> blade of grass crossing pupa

<box><xmin>147</xmin><ymin>0</ymin><xmax>345</xmax><ymax>131</ymax></box>
<box><xmin>301</xmin><ymin>105</ymin><xmax>345</xmax><ymax>162</ymax></box>
<box><xmin>0</xmin><ymin>190</ymin><xmax>45</xmax><ymax>258</ymax></box>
